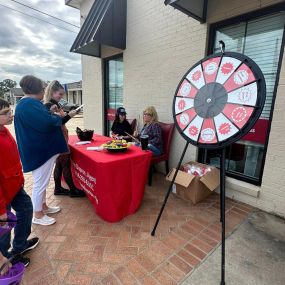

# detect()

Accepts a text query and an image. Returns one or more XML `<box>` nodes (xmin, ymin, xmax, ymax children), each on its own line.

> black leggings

<box><xmin>53</xmin><ymin>154</ymin><xmax>77</xmax><ymax>191</ymax></box>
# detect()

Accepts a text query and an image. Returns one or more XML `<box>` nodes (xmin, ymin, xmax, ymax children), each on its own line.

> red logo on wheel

<box><xmin>219</xmin><ymin>123</ymin><xmax>231</xmax><ymax>135</ymax></box>
<box><xmin>221</xmin><ymin>62</ymin><xmax>234</xmax><ymax>75</ymax></box>
<box><xmin>192</xmin><ymin>70</ymin><xmax>202</xmax><ymax>81</ymax></box>
<box><xmin>178</xmin><ymin>100</ymin><xmax>186</xmax><ymax>111</ymax></box>
<box><xmin>189</xmin><ymin>126</ymin><xmax>198</xmax><ymax>136</ymax></box>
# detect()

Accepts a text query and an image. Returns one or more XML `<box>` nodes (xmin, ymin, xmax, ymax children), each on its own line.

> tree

<box><xmin>0</xmin><ymin>79</ymin><xmax>17</xmax><ymax>98</ymax></box>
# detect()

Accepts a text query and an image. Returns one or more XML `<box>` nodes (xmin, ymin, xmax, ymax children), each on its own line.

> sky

<box><xmin>0</xmin><ymin>0</ymin><xmax>82</xmax><ymax>85</ymax></box>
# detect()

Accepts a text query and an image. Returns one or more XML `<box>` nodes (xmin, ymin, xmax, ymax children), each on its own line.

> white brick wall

<box><xmin>207</xmin><ymin>0</ymin><xmax>284</xmax><ymax>23</ymax></box>
<box><xmin>124</xmin><ymin>0</ymin><xmax>208</xmax><ymax>166</ymax></box>
<box><xmin>77</xmin><ymin>0</ymin><xmax>285</xmax><ymax>217</ymax></box>
<box><xmin>80</xmin><ymin>0</ymin><xmax>103</xmax><ymax>134</ymax></box>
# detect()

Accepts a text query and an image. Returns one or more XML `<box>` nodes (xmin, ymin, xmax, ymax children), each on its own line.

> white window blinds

<box><xmin>214</xmin><ymin>12</ymin><xmax>285</xmax><ymax>119</ymax></box>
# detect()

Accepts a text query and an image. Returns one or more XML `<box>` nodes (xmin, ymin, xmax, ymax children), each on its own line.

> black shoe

<box><xmin>22</xmin><ymin>256</ymin><xmax>30</xmax><ymax>267</ymax></box>
<box><xmin>69</xmin><ymin>189</ymin><xmax>86</xmax><ymax>198</ymax></box>
<box><xmin>54</xmin><ymin>187</ymin><xmax>70</xmax><ymax>196</ymax></box>
<box><xmin>11</xmin><ymin>254</ymin><xmax>30</xmax><ymax>267</ymax></box>
<box><xmin>20</xmin><ymin>237</ymin><xmax>39</xmax><ymax>254</ymax></box>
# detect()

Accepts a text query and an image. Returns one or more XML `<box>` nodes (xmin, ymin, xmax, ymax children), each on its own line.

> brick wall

<box><xmin>123</xmin><ymin>0</ymin><xmax>207</xmax><ymax>165</ymax></box>
<box><xmin>207</xmin><ymin>0</ymin><xmax>284</xmax><ymax>23</ymax></box>
<box><xmin>78</xmin><ymin>0</ymin><xmax>285</xmax><ymax>217</ymax></box>
<box><xmin>80</xmin><ymin>0</ymin><xmax>103</xmax><ymax>133</ymax></box>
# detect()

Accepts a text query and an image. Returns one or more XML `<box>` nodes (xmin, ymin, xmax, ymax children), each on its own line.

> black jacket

<box><xmin>44</xmin><ymin>99</ymin><xmax>71</xmax><ymax>125</ymax></box>
<box><xmin>111</xmin><ymin>120</ymin><xmax>132</xmax><ymax>136</ymax></box>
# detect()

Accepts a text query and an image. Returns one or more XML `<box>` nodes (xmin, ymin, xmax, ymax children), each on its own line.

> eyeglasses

<box><xmin>0</xmin><ymin>109</ymin><xmax>13</xmax><ymax>116</ymax></box>
<box><xmin>143</xmin><ymin>113</ymin><xmax>152</xmax><ymax>116</ymax></box>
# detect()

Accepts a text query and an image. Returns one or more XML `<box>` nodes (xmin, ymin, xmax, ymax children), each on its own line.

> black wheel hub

<box><xmin>194</xmin><ymin>82</ymin><xmax>228</xmax><ymax>118</ymax></box>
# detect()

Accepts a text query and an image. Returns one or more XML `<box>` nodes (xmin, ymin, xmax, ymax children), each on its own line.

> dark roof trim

<box><xmin>165</xmin><ymin>0</ymin><xmax>208</xmax><ymax>23</ymax></box>
<box><xmin>70</xmin><ymin>0</ymin><xmax>126</xmax><ymax>57</ymax></box>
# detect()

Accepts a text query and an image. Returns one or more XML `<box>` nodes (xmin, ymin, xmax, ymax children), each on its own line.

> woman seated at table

<box><xmin>111</xmin><ymin>107</ymin><xmax>133</xmax><ymax>140</ymax></box>
<box><xmin>134</xmin><ymin>106</ymin><xmax>163</xmax><ymax>156</ymax></box>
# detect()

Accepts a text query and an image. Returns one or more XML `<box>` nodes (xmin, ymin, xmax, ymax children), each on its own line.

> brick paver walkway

<box><xmin>20</xmin><ymin>173</ymin><xmax>253</xmax><ymax>285</ymax></box>
<box><xmin>6</xmin><ymin>114</ymin><xmax>253</xmax><ymax>284</ymax></box>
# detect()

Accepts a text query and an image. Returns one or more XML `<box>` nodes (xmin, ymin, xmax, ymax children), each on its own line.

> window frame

<box><xmin>103</xmin><ymin>53</ymin><xmax>124</xmax><ymax>136</ymax></box>
<box><xmin>198</xmin><ymin>3</ymin><xmax>285</xmax><ymax>185</ymax></box>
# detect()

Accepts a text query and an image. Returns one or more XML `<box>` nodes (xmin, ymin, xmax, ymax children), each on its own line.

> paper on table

<box><xmin>87</xmin><ymin>146</ymin><xmax>103</xmax><ymax>151</ymax></box>
<box><xmin>75</xmin><ymin>141</ymin><xmax>91</xmax><ymax>145</ymax></box>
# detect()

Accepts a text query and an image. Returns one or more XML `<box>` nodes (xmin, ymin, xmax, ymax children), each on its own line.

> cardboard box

<box><xmin>166</xmin><ymin>161</ymin><xmax>220</xmax><ymax>204</ymax></box>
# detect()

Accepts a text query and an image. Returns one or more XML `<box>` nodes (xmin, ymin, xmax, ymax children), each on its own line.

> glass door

<box><xmin>104</xmin><ymin>55</ymin><xmax>124</xmax><ymax>135</ymax></box>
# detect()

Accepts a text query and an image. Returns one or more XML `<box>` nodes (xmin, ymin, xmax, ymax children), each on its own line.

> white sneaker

<box><xmin>44</xmin><ymin>206</ymin><xmax>61</xmax><ymax>214</ymax></box>
<box><xmin>32</xmin><ymin>215</ymin><xmax>56</xmax><ymax>226</ymax></box>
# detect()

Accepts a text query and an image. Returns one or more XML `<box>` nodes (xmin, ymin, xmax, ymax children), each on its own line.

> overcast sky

<box><xmin>0</xmin><ymin>0</ymin><xmax>82</xmax><ymax>85</ymax></box>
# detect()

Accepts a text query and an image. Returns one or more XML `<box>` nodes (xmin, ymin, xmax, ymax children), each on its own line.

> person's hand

<box><xmin>50</xmin><ymin>104</ymin><xmax>59</xmax><ymax>113</ymax></box>
<box><xmin>133</xmin><ymin>130</ymin><xmax>138</xmax><ymax>137</ymax></box>
<box><xmin>111</xmin><ymin>133</ymin><xmax>118</xmax><ymax>139</ymax></box>
<box><xmin>0</xmin><ymin>254</ymin><xmax>12</xmax><ymax>276</ymax></box>
<box><xmin>0</xmin><ymin>213</ymin><xmax>7</xmax><ymax>226</ymax></box>
<box><xmin>68</xmin><ymin>110</ymin><xmax>77</xmax><ymax>118</ymax></box>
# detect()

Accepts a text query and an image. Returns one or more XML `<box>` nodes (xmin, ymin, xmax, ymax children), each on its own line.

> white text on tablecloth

<box><xmin>72</xmin><ymin>161</ymin><xmax>96</xmax><ymax>190</ymax></box>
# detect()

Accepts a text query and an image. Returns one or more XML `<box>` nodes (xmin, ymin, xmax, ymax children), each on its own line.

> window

<box><xmin>199</xmin><ymin>10</ymin><xmax>285</xmax><ymax>185</ymax></box>
<box><xmin>104</xmin><ymin>55</ymin><xmax>124</xmax><ymax>135</ymax></box>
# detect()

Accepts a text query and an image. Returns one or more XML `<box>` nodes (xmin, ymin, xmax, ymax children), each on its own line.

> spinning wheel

<box><xmin>173</xmin><ymin>52</ymin><xmax>266</xmax><ymax>148</ymax></box>
<box><xmin>152</xmin><ymin>48</ymin><xmax>266</xmax><ymax>285</ymax></box>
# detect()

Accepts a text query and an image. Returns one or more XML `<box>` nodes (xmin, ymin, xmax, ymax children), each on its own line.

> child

<box><xmin>0</xmin><ymin>98</ymin><xmax>39</xmax><ymax>266</ymax></box>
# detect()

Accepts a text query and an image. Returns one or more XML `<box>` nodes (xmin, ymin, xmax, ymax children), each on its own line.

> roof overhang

<box><xmin>65</xmin><ymin>0</ymin><xmax>81</xmax><ymax>10</ymax></box>
<box><xmin>164</xmin><ymin>0</ymin><xmax>208</xmax><ymax>23</ymax></box>
<box><xmin>70</xmin><ymin>0</ymin><xmax>127</xmax><ymax>58</ymax></box>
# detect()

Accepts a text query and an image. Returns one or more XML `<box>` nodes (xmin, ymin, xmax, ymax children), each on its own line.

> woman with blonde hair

<box><xmin>44</xmin><ymin>80</ymin><xmax>85</xmax><ymax>198</ymax></box>
<box><xmin>134</xmin><ymin>106</ymin><xmax>163</xmax><ymax>156</ymax></box>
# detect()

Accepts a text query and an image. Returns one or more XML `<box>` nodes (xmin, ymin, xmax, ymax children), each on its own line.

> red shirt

<box><xmin>0</xmin><ymin>126</ymin><xmax>24</xmax><ymax>215</ymax></box>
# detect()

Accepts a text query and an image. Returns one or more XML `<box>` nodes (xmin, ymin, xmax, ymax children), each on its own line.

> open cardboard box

<box><xmin>166</xmin><ymin>161</ymin><xmax>220</xmax><ymax>204</ymax></box>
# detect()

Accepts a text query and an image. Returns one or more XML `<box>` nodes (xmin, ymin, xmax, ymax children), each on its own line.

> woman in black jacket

<box><xmin>44</xmin><ymin>80</ymin><xmax>85</xmax><ymax>198</ymax></box>
<box><xmin>111</xmin><ymin>107</ymin><xmax>133</xmax><ymax>140</ymax></box>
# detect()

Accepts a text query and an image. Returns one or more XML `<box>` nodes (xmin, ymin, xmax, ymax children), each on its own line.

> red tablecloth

<box><xmin>69</xmin><ymin>134</ymin><xmax>152</xmax><ymax>222</ymax></box>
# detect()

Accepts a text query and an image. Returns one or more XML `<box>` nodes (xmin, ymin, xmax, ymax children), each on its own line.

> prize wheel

<box><xmin>173</xmin><ymin>52</ymin><xmax>266</xmax><ymax>149</ymax></box>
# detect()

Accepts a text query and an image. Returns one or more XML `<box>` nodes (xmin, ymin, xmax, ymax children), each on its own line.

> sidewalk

<box><xmin>182</xmin><ymin>211</ymin><xmax>285</xmax><ymax>285</ymax></box>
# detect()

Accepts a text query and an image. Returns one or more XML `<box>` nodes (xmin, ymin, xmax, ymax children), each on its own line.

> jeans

<box><xmin>135</xmin><ymin>143</ymin><xmax>161</xmax><ymax>156</ymax></box>
<box><xmin>0</xmin><ymin>187</ymin><xmax>33</xmax><ymax>257</ymax></box>
<box><xmin>147</xmin><ymin>144</ymin><xmax>161</xmax><ymax>156</ymax></box>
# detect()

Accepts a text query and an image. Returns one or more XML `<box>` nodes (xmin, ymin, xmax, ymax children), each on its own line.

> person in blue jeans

<box><xmin>134</xmin><ymin>106</ymin><xmax>163</xmax><ymax>156</ymax></box>
<box><xmin>0</xmin><ymin>98</ymin><xmax>39</xmax><ymax>267</ymax></box>
<box><xmin>0</xmin><ymin>188</ymin><xmax>34</xmax><ymax>261</ymax></box>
